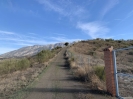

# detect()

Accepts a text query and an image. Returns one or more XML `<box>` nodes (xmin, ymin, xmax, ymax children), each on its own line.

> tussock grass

<box><xmin>70</xmin><ymin>61</ymin><xmax>77</xmax><ymax>69</ymax></box>
<box><xmin>74</xmin><ymin>66</ymin><xmax>91</xmax><ymax>81</ymax></box>
<box><xmin>67</xmin><ymin>50</ymin><xmax>106</xmax><ymax>90</ymax></box>
<box><xmin>94</xmin><ymin>66</ymin><xmax>105</xmax><ymax>81</ymax></box>
<box><xmin>69</xmin><ymin>60</ymin><xmax>105</xmax><ymax>89</ymax></box>
<box><xmin>68</xmin><ymin>57</ymin><xmax>77</xmax><ymax>69</ymax></box>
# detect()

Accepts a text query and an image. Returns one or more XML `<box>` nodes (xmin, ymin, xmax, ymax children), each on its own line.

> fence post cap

<box><xmin>103</xmin><ymin>46</ymin><xmax>113</xmax><ymax>52</ymax></box>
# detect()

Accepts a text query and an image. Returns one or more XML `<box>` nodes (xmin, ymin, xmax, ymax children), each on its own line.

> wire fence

<box><xmin>114</xmin><ymin>47</ymin><xmax>133</xmax><ymax>98</ymax></box>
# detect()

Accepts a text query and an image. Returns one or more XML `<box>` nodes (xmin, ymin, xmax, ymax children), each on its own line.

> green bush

<box><xmin>37</xmin><ymin>50</ymin><xmax>55</xmax><ymax>63</ymax></box>
<box><xmin>94</xmin><ymin>66</ymin><xmax>105</xmax><ymax>81</ymax></box>
<box><xmin>16</xmin><ymin>58</ymin><xmax>30</xmax><ymax>70</ymax></box>
<box><xmin>0</xmin><ymin>49</ymin><xmax>60</xmax><ymax>75</ymax></box>
<box><xmin>0</xmin><ymin>58</ymin><xmax>30</xmax><ymax>75</ymax></box>
<box><xmin>88</xmin><ymin>51</ymin><xmax>96</xmax><ymax>56</ymax></box>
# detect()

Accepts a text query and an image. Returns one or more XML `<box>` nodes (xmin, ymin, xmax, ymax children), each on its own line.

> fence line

<box><xmin>113</xmin><ymin>47</ymin><xmax>133</xmax><ymax>98</ymax></box>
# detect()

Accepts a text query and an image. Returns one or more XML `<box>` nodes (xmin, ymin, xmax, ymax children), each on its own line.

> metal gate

<box><xmin>113</xmin><ymin>47</ymin><xmax>133</xmax><ymax>99</ymax></box>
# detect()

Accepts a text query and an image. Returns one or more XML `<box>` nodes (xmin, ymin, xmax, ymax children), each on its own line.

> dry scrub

<box><xmin>0</xmin><ymin>47</ymin><xmax>62</xmax><ymax>99</ymax></box>
<box><xmin>66</xmin><ymin>50</ymin><xmax>106</xmax><ymax>91</ymax></box>
<box><xmin>0</xmin><ymin>58</ymin><xmax>30</xmax><ymax>75</ymax></box>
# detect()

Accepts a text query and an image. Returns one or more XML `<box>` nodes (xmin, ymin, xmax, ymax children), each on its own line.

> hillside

<box><xmin>0</xmin><ymin>43</ymin><xmax>65</xmax><ymax>58</ymax></box>
<box><xmin>0</xmin><ymin>39</ymin><xmax>133</xmax><ymax>98</ymax></box>
<box><xmin>68</xmin><ymin>38</ymin><xmax>133</xmax><ymax>97</ymax></box>
<box><xmin>71</xmin><ymin>39</ymin><xmax>133</xmax><ymax>58</ymax></box>
<box><xmin>69</xmin><ymin>39</ymin><xmax>133</xmax><ymax>75</ymax></box>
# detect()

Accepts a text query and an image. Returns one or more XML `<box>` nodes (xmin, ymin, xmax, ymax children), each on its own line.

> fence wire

<box><xmin>115</xmin><ymin>48</ymin><xmax>133</xmax><ymax>97</ymax></box>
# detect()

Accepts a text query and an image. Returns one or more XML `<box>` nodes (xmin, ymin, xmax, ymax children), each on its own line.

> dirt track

<box><xmin>24</xmin><ymin>48</ymin><xmax>89</xmax><ymax>99</ymax></box>
<box><xmin>24</xmin><ymin>48</ymin><xmax>116</xmax><ymax>99</ymax></box>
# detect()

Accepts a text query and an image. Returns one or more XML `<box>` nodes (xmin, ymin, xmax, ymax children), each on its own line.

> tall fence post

<box><xmin>104</xmin><ymin>46</ymin><xmax>116</xmax><ymax>96</ymax></box>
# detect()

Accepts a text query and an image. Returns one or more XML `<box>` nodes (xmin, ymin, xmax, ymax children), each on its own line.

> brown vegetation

<box><xmin>66</xmin><ymin>49</ymin><xmax>106</xmax><ymax>91</ymax></box>
<box><xmin>68</xmin><ymin>38</ymin><xmax>133</xmax><ymax>97</ymax></box>
<box><xmin>0</xmin><ymin>47</ymin><xmax>62</xmax><ymax>98</ymax></box>
<box><xmin>72</xmin><ymin>39</ymin><xmax>133</xmax><ymax>59</ymax></box>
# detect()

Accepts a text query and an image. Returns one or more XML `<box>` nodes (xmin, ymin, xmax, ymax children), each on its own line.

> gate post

<box><xmin>104</xmin><ymin>46</ymin><xmax>116</xmax><ymax>96</ymax></box>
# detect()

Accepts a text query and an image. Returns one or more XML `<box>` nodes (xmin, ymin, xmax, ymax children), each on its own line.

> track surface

<box><xmin>25</xmin><ymin>48</ymin><xmax>88</xmax><ymax>99</ymax></box>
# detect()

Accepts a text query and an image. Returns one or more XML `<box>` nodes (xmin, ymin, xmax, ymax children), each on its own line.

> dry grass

<box><xmin>67</xmin><ymin>49</ymin><xmax>106</xmax><ymax>90</ymax></box>
<box><xmin>69</xmin><ymin>39</ymin><xmax>133</xmax><ymax>89</ymax></box>
<box><xmin>71</xmin><ymin>63</ymin><xmax>105</xmax><ymax>90</ymax></box>
<box><xmin>94</xmin><ymin>66</ymin><xmax>105</xmax><ymax>81</ymax></box>
<box><xmin>0</xmin><ymin>47</ymin><xmax>62</xmax><ymax>98</ymax></box>
<box><xmin>74</xmin><ymin>66</ymin><xmax>86</xmax><ymax>78</ymax></box>
<box><xmin>0</xmin><ymin>48</ymin><xmax>62</xmax><ymax>75</ymax></box>
<box><xmin>0</xmin><ymin>58</ymin><xmax>30</xmax><ymax>75</ymax></box>
<box><xmin>71</xmin><ymin>39</ymin><xmax>133</xmax><ymax>59</ymax></box>
<box><xmin>70</xmin><ymin>61</ymin><xmax>77</xmax><ymax>69</ymax></box>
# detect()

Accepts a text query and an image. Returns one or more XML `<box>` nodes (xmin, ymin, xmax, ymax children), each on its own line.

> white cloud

<box><xmin>116</xmin><ymin>10</ymin><xmax>133</xmax><ymax>24</ymax></box>
<box><xmin>53</xmin><ymin>33</ymin><xmax>66</xmax><ymax>36</ymax></box>
<box><xmin>0</xmin><ymin>30</ymin><xmax>53</xmax><ymax>46</ymax></box>
<box><xmin>0</xmin><ymin>30</ymin><xmax>81</xmax><ymax>48</ymax></box>
<box><xmin>77</xmin><ymin>21</ymin><xmax>110</xmax><ymax>38</ymax></box>
<box><xmin>0</xmin><ymin>36</ymin><xmax>52</xmax><ymax>46</ymax></box>
<box><xmin>37</xmin><ymin>0</ymin><xmax>87</xmax><ymax>19</ymax></box>
<box><xmin>51</xmin><ymin>37</ymin><xmax>81</xmax><ymax>42</ymax></box>
<box><xmin>38</xmin><ymin>0</ymin><xmax>66</xmax><ymax>15</ymax></box>
<box><xmin>101</xmin><ymin>0</ymin><xmax>119</xmax><ymax>18</ymax></box>
<box><xmin>0</xmin><ymin>30</ymin><xmax>15</xmax><ymax>34</ymax></box>
<box><xmin>28</xmin><ymin>32</ymin><xmax>37</xmax><ymax>35</ymax></box>
<box><xmin>126</xmin><ymin>10</ymin><xmax>133</xmax><ymax>19</ymax></box>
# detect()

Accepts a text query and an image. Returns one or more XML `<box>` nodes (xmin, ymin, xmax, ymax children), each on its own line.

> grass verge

<box><xmin>6</xmin><ymin>64</ymin><xmax>51</xmax><ymax>99</ymax></box>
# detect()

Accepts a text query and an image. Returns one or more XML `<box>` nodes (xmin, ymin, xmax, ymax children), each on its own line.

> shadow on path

<box><xmin>27</xmin><ymin>87</ymin><xmax>110</xmax><ymax>95</ymax></box>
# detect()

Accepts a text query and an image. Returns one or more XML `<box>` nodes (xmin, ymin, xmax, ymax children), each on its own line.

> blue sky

<box><xmin>0</xmin><ymin>0</ymin><xmax>133</xmax><ymax>54</ymax></box>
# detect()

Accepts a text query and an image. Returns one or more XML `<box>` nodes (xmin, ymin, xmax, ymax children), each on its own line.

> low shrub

<box><xmin>88</xmin><ymin>51</ymin><xmax>96</xmax><ymax>56</ymax></box>
<box><xmin>37</xmin><ymin>50</ymin><xmax>55</xmax><ymax>63</ymax></box>
<box><xmin>16</xmin><ymin>58</ymin><xmax>30</xmax><ymax>70</ymax></box>
<box><xmin>0</xmin><ymin>58</ymin><xmax>30</xmax><ymax>75</ymax></box>
<box><xmin>94</xmin><ymin>66</ymin><xmax>105</xmax><ymax>81</ymax></box>
<box><xmin>128</xmin><ymin>51</ymin><xmax>133</xmax><ymax>55</ymax></box>
<box><xmin>0</xmin><ymin>48</ymin><xmax>61</xmax><ymax>76</ymax></box>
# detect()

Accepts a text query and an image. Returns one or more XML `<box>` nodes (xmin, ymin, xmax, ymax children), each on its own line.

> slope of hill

<box><xmin>0</xmin><ymin>43</ymin><xmax>65</xmax><ymax>58</ymax></box>
<box><xmin>71</xmin><ymin>39</ymin><xmax>133</xmax><ymax>59</ymax></box>
<box><xmin>68</xmin><ymin>38</ymin><xmax>133</xmax><ymax>97</ymax></box>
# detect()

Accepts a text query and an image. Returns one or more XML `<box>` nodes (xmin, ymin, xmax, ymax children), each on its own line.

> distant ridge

<box><xmin>0</xmin><ymin>43</ymin><xmax>65</xmax><ymax>58</ymax></box>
